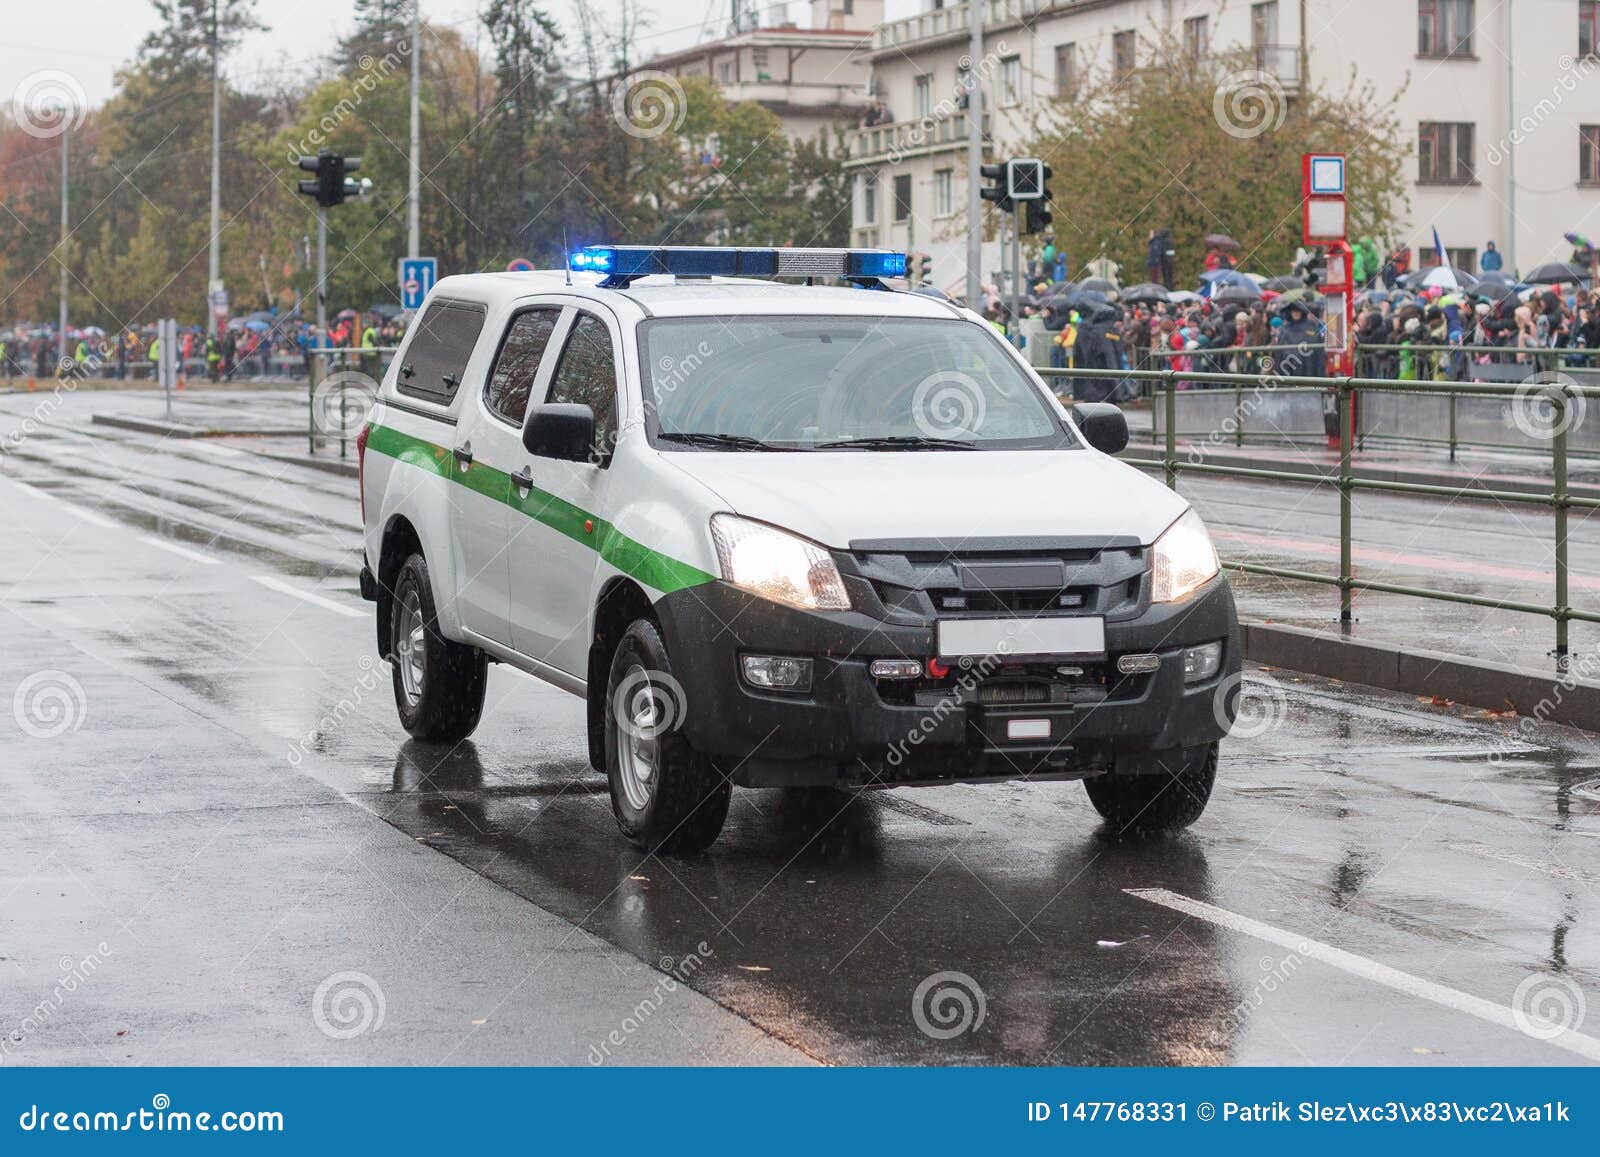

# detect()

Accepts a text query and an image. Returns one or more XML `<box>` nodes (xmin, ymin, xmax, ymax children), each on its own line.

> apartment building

<box><xmin>639</xmin><ymin>0</ymin><xmax>881</xmax><ymax>144</ymax></box>
<box><xmin>846</xmin><ymin>0</ymin><xmax>1600</xmax><ymax>291</ymax></box>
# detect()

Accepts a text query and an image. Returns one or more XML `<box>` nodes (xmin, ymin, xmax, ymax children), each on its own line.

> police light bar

<box><xmin>568</xmin><ymin>246</ymin><xmax>907</xmax><ymax>287</ymax></box>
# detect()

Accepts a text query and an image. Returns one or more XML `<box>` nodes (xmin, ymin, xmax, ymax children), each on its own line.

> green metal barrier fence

<box><xmin>1042</xmin><ymin>365</ymin><xmax>1600</xmax><ymax>671</ymax></box>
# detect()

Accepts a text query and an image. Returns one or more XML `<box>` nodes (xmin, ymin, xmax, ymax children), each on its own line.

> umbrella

<box><xmin>368</xmin><ymin>303</ymin><xmax>403</xmax><ymax>319</ymax></box>
<box><xmin>1272</xmin><ymin>287</ymin><xmax>1314</xmax><ymax>305</ymax></box>
<box><xmin>1471</xmin><ymin>279</ymin><xmax>1517</xmax><ymax>301</ymax></box>
<box><xmin>1063</xmin><ymin>289</ymin><xmax>1111</xmax><ymax>311</ymax></box>
<box><xmin>1213</xmin><ymin>284</ymin><xmax>1262</xmax><ymax>306</ymax></box>
<box><xmin>1524</xmin><ymin>261</ymin><xmax>1590</xmax><ymax>284</ymax></box>
<box><xmin>1262</xmin><ymin>274</ymin><xmax>1305</xmax><ymax>291</ymax></box>
<box><xmin>1203</xmin><ymin>233</ymin><xmax>1242</xmax><ymax>249</ymax></box>
<box><xmin>1079</xmin><ymin>277</ymin><xmax>1118</xmax><ymax>295</ymax></box>
<box><xmin>334</xmin><ymin>307</ymin><xmax>360</xmax><ymax>321</ymax></box>
<box><xmin>1564</xmin><ymin>232</ymin><xmax>1593</xmax><ymax>249</ymax></box>
<box><xmin>244</xmin><ymin>319</ymin><xmax>271</xmax><ymax>332</ymax></box>
<box><xmin>1168</xmin><ymin>290</ymin><xmax>1202</xmax><ymax>303</ymax></box>
<box><xmin>1120</xmin><ymin>281</ymin><xmax>1171</xmax><ymax>304</ymax></box>
<box><xmin>1418</xmin><ymin>265</ymin><xmax>1477</xmax><ymax>291</ymax></box>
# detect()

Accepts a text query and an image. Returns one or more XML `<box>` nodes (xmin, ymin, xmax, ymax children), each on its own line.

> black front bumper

<box><xmin>654</xmin><ymin>575</ymin><xmax>1240</xmax><ymax>788</ymax></box>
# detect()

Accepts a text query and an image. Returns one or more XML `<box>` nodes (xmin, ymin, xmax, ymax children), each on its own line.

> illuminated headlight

<box><xmin>710</xmin><ymin>513</ymin><xmax>851</xmax><ymax>611</ymax></box>
<box><xmin>1151</xmin><ymin>508</ymin><xmax>1219</xmax><ymax>603</ymax></box>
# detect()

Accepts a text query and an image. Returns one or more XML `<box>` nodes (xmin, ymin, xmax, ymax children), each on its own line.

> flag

<box><xmin>1432</xmin><ymin>227</ymin><xmax>1447</xmax><ymax>267</ymax></box>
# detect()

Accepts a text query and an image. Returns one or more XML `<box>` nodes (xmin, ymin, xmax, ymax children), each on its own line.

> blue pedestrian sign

<box><xmin>399</xmin><ymin>257</ymin><xmax>437</xmax><ymax>310</ymax></box>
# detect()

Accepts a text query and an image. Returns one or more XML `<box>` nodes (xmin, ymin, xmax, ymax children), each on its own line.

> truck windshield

<box><xmin>638</xmin><ymin>315</ymin><xmax>1074</xmax><ymax>451</ymax></box>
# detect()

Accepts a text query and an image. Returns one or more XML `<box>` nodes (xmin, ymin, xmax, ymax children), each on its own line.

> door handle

<box><xmin>511</xmin><ymin>466</ymin><xmax>533</xmax><ymax>493</ymax></box>
<box><xmin>452</xmin><ymin>441</ymin><xmax>473</xmax><ymax>467</ymax></box>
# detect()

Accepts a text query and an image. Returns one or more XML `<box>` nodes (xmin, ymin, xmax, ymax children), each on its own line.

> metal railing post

<box><xmin>1339</xmin><ymin>378</ymin><xmax>1354</xmax><ymax>625</ymax></box>
<box><xmin>1448</xmin><ymin>392</ymin><xmax>1458</xmax><ymax>463</ymax></box>
<box><xmin>1233</xmin><ymin>376</ymin><xmax>1244</xmax><ymax>447</ymax></box>
<box><xmin>1163</xmin><ymin>370</ymin><xmax>1177</xmax><ymax>488</ymax></box>
<box><xmin>308</xmin><ymin>349</ymin><xmax>318</xmax><ymax>455</ymax></box>
<box><xmin>1553</xmin><ymin>384</ymin><xmax>1570</xmax><ymax>672</ymax></box>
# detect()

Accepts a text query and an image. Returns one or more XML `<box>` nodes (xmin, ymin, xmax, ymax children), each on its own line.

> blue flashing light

<box><xmin>566</xmin><ymin>245</ymin><xmax>909</xmax><ymax>286</ymax></box>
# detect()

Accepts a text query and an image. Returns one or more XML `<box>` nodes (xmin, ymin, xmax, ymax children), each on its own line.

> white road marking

<box><xmin>250</xmin><ymin>575</ymin><xmax>365</xmax><ymax>618</ymax></box>
<box><xmin>1127</xmin><ymin>887</ymin><xmax>1600</xmax><ymax>1062</ymax></box>
<box><xmin>60</xmin><ymin>503</ymin><xmax>117</xmax><ymax>528</ymax></box>
<box><xmin>141</xmin><ymin>536</ymin><xmax>220</xmax><ymax>566</ymax></box>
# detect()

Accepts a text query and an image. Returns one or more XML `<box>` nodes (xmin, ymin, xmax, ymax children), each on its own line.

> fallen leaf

<box><xmin>629</xmin><ymin>875</ymin><xmax>649</xmax><ymax>882</ymax></box>
<box><xmin>1411</xmin><ymin>1046</ymin><xmax>1441</xmax><ymax>1055</ymax></box>
<box><xmin>471</xmin><ymin>1018</ymin><xmax>486</xmax><ymax>1026</ymax></box>
<box><xmin>737</xmin><ymin>965</ymin><xmax>771</xmax><ymax>972</ymax></box>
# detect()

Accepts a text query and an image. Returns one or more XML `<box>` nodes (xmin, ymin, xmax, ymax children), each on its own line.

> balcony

<box><xmin>846</xmin><ymin>112</ymin><xmax>992</xmax><ymax>165</ymax></box>
<box><xmin>873</xmin><ymin>0</ymin><xmax>1061</xmax><ymax>52</ymax></box>
<box><xmin>1251</xmin><ymin>43</ymin><xmax>1303</xmax><ymax>93</ymax></box>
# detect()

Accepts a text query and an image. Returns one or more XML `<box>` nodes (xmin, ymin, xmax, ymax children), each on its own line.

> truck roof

<box><xmin>423</xmin><ymin>271</ymin><xmax>966</xmax><ymax>321</ymax></box>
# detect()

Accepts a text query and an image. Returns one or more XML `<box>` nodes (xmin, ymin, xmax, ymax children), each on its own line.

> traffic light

<box><xmin>1301</xmin><ymin>247</ymin><xmax>1327</xmax><ymax>289</ymax></box>
<box><xmin>296</xmin><ymin>152</ymin><xmax>366</xmax><ymax>208</ymax></box>
<box><xmin>979</xmin><ymin>162</ymin><xmax>1012</xmax><ymax>213</ymax></box>
<box><xmin>1024</xmin><ymin>199</ymin><xmax>1053</xmax><ymax>235</ymax></box>
<box><xmin>911</xmin><ymin>252</ymin><xmax>933</xmax><ymax>286</ymax></box>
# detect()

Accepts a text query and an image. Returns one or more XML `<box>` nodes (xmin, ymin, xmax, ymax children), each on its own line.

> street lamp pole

<box><xmin>207</xmin><ymin>0</ymin><xmax>222</xmax><ymax>337</ymax></box>
<box><xmin>408</xmin><ymin>1</ymin><xmax>421</xmax><ymax>261</ymax></box>
<box><xmin>57</xmin><ymin>121</ymin><xmax>68</xmax><ymax>367</ymax></box>
<box><xmin>965</xmin><ymin>0</ymin><xmax>984</xmax><ymax>308</ymax></box>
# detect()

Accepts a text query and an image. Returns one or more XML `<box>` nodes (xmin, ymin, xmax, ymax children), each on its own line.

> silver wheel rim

<box><xmin>397</xmin><ymin>589</ymin><xmax>426</xmax><ymax>708</ymax></box>
<box><xmin>615</xmin><ymin>663</ymin><xmax>660</xmax><ymax>812</ymax></box>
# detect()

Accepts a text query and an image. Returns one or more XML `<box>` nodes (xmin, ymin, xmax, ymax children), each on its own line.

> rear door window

<box><xmin>396</xmin><ymin>299</ymin><xmax>486</xmax><ymax>404</ymax></box>
<box><xmin>484</xmin><ymin>307</ymin><xmax>562</xmax><ymax>425</ymax></box>
<box><xmin>545</xmin><ymin>313</ymin><xmax>620</xmax><ymax>455</ymax></box>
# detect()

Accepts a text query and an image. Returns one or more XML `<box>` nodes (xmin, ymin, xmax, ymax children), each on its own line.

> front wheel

<box><xmin>603</xmin><ymin>619</ymin><xmax>730</xmax><ymax>854</ymax></box>
<box><xmin>1083</xmin><ymin>743</ymin><xmax>1217</xmax><ymax>833</ymax></box>
<box><xmin>389</xmin><ymin>552</ymin><xmax>487</xmax><ymax>742</ymax></box>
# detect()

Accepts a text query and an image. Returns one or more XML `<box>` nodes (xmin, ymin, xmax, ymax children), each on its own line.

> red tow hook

<box><xmin>926</xmin><ymin>657</ymin><xmax>950</xmax><ymax>679</ymax></box>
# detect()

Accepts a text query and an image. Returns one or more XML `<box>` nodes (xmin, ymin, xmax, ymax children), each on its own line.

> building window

<box><xmin>752</xmin><ymin>47</ymin><xmax>769</xmax><ymax>67</ymax></box>
<box><xmin>861</xmin><ymin>174</ymin><xmax>877</xmax><ymax>224</ymax></box>
<box><xmin>1418</xmin><ymin>121</ymin><xmax>1475</xmax><ymax>184</ymax></box>
<box><xmin>934</xmin><ymin>168</ymin><xmax>953</xmax><ymax>216</ymax></box>
<box><xmin>717</xmin><ymin>61</ymin><xmax>734</xmax><ymax>83</ymax></box>
<box><xmin>1054</xmin><ymin>43</ymin><xmax>1077</xmax><ymax>96</ymax></box>
<box><xmin>1583</xmin><ymin>1</ymin><xmax>1599</xmax><ymax>58</ymax></box>
<box><xmin>1000</xmin><ymin>56</ymin><xmax>1021</xmax><ymax>106</ymax></box>
<box><xmin>1252</xmin><ymin>1</ymin><xmax>1279</xmax><ymax>46</ymax></box>
<box><xmin>1418</xmin><ymin>0</ymin><xmax>1474</xmax><ymax>58</ymax></box>
<box><xmin>1421</xmin><ymin>246</ymin><xmax>1478</xmax><ymax>273</ymax></box>
<box><xmin>1184</xmin><ymin>16</ymin><xmax>1209</xmax><ymax>62</ymax></box>
<box><xmin>893</xmin><ymin>173</ymin><xmax>912</xmax><ymax>223</ymax></box>
<box><xmin>1112</xmin><ymin>30</ymin><xmax>1136</xmax><ymax>82</ymax></box>
<box><xmin>1582</xmin><ymin>126</ymin><xmax>1600</xmax><ymax>185</ymax></box>
<box><xmin>913</xmin><ymin>74</ymin><xmax>933</xmax><ymax>118</ymax></box>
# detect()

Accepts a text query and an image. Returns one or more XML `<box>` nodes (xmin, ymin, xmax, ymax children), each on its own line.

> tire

<box><xmin>1083</xmin><ymin>742</ymin><xmax>1218</xmax><ymax>833</ymax></box>
<box><xmin>389</xmin><ymin>552</ymin><xmax>488</xmax><ymax>742</ymax></box>
<box><xmin>603</xmin><ymin>619</ymin><xmax>730</xmax><ymax>854</ymax></box>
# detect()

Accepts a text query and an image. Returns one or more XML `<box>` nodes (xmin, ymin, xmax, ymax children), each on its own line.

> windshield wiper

<box><xmin>813</xmin><ymin>435</ymin><xmax>979</xmax><ymax>450</ymax></box>
<box><xmin>657</xmin><ymin>431</ymin><xmax>783</xmax><ymax>451</ymax></box>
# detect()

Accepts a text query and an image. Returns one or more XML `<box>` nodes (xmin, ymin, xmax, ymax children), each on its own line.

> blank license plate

<box><xmin>936</xmin><ymin>617</ymin><xmax>1106</xmax><ymax>659</ymax></box>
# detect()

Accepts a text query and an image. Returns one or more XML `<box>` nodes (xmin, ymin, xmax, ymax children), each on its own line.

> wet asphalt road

<box><xmin>2</xmin><ymin>388</ymin><xmax>1599</xmax><ymax>1066</ymax></box>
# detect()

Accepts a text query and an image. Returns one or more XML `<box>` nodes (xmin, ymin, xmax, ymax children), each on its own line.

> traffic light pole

<box><xmin>1012</xmin><ymin>204</ymin><xmax>1023</xmax><ymax>348</ymax></box>
<box><xmin>315</xmin><ymin>206</ymin><xmax>328</xmax><ymax>358</ymax></box>
<box><xmin>964</xmin><ymin>0</ymin><xmax>983</xmax><ymax>309</ymax></box>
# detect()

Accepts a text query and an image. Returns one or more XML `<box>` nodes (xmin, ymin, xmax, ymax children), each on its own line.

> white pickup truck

<box><xmin>358</xmin><ymin>246</ymin><xmax>1239</xmax><ymax>853</ymax></box>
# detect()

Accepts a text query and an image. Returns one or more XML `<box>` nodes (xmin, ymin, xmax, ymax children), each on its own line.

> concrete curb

<box><xmin>256</xmin><ymin>450</ymin><xmax>359</xmax><ymax>478</ymax></box>
<box><xmin>1123</xmin><ymin>445</ymin><xmax>1600</xmax><ymax>503</ymax></box>
<box><xmin>1242</xmin><ymin>620</ymin><xmax>1599</xmax><ymax>730</ymax></box>
<box><xmin>91</xmin><ymin>413</ymin><xmax>304</xmax><ymax>439</ymax></box>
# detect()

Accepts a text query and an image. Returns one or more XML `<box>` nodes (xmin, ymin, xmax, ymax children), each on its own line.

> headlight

<box><xmin>1151</xmin><ymin>508</ymin><xmax>1219</xmax><ymax>603</ymax></box>
<box><xmin>710</xmin><ymin>514</ymin><xmax>851</xmax><ymax>611</ymax></box>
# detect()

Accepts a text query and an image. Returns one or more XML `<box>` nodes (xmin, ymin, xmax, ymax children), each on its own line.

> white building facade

<box><xmin>846</xmin><ymin>0</ymin><xmax>1600</xmax><ymax>291</ymax></box>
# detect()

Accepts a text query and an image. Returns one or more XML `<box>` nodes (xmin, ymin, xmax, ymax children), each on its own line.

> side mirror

<box><xmin>1069</xmin><ymin>402</ymin><xmax>1129</xmax><ymax>455</ymax></box>
<box><xmin>522</xmin><ymin>403</ymin><xmax>595</xmax><ymax>461</ymax></box>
